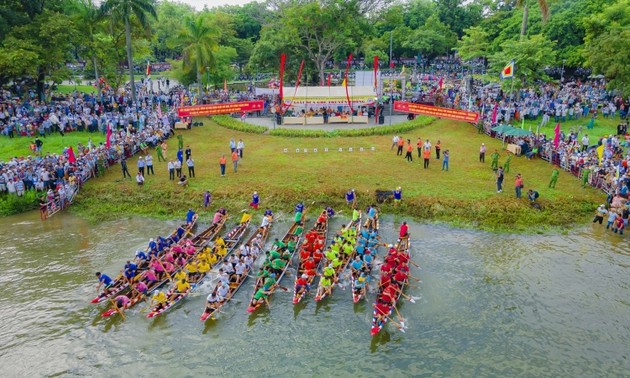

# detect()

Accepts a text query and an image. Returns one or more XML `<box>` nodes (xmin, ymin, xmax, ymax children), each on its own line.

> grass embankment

<box><xmin>73</xmin><ymin>117</ymin><xmax>606</xmax><ymax>232</ymax></box>
<box><xmin>55</xmin><ymin>85</ymin><xmax>98</xmax><ymax>95</ymax></box>
<box><xmin>519</xmin><ymin>116</ymin><xmax>619</xmax><ymax>140</ymax></box>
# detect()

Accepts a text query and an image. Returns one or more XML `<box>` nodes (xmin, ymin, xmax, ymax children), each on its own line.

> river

<box><xmin>0</xmin><ymin>211</ymin><xmax>628</xmax><ymax>377</ymax></box>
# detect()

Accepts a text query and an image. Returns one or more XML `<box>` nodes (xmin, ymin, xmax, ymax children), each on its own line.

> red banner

<box><xmin>279</xmin><ymin>54</ymin><xmax>286</xmax><ymax>102</ymax></box>
<box><xmin>345</xmin><ymin>53</ymin><xmax>354</xmax><ymax>112</ymax></box>
<box><xmin>177</xmin><ymin>101</ymin><xmax>264</xmax><ymax>117</ymax></box>
<box><xmin>394</xmin><ymin>101</ymin><xmax>479</xmax><ymax>123</ymax></box>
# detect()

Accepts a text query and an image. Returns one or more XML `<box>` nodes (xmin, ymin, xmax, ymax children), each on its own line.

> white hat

<box><xmin>301</xmin><ymin>274</ymin><xmax>308</xmax><ymax>279</ymax></box>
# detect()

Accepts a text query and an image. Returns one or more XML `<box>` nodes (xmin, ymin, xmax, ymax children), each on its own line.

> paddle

<box><xmin>385</xmin><ymin>314</ymin><xmax>407</xmax><ymax>333</ymax></box>
<box><xmin>392</xmin><ymin>286</ymin><xmax>420</xmax><ymax>303</ymax></box>
<box><xmin>108</xmin><ymin>298</ymin><xmax>126</xmax><ymax>320</ymax></box>
<box><xmin>156</xmin><ymin>259</ymin><xmax>174</xmax><ymax>282</ymax></box>
<box><xmin>393</xmin><ymin>305</ymin><xmax>406</xmax><ymax>328</ymax></box>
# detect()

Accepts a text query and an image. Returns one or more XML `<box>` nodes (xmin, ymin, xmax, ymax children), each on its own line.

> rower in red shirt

<box><xmin>299</xmin><ymin>248</ymin><xmax>311</xmax><ymax>262</ymax></box>
<box><xmin>393</xmin><ymin>269</ymin><xmax>408</xmax><ymax>285</ymax></box>
<box><xmin>373</xmin><ymin>299</ymin><xmax>391</xmax><ymax>324</ymax></box>
<box><xmin>399</xmin><ymin>221</ymin><xmax>409</xmax><ymax>238</ymax></box>
<box><xmin>378</xmin><ymin>273</ymin><xmax>392</xmax><ymax>292</ymax></box>
<box><xmin>381</xmin><ymin>284</ymin><xmax>398</xmax><ymax>305</ymax></box>
<box><xmin>305</xmin><ymin>231</ymin><xmax>317</xmax><ymax>244</ymax></box>
<box><xmin>312</xmin><ymin>249</ymin><xmax>323</xmax><ymax>264</ymax></box>
<box><xmin>380</xmin><ymin>261</ymin><xmax>393</xmax><ymax>275</ymax></box>
<box><xmin>303</xmin><ymin>257</ymin><xmax>316</xmax><ymax>272</ymax></box>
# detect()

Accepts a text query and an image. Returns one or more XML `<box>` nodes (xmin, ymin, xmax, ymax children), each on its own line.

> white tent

<box><xmin>281</xmin><ymin>86</ymin><xmax>377</xmax><ymax>108</ymax></box>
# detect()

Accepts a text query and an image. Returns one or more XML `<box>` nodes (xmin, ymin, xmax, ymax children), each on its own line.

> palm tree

<box><xmin>517</xmin><ymin>0</ymin><xmax>550</xmax><ymax>39</ymax></box>
<box><xmin>100</xmin><ymin>0</ymin><xmax>157</xmax><ymax>104</ymax></box>
<box><xmin>173</xmin><ymin>14</ymin><xmax>220</xmax><ymax>96</ymax></box>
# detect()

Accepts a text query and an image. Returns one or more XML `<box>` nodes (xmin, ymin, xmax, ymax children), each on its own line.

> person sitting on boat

<box><xmin>123</xmin><ymin>261</ymin><xmax>138</xmax><ymax>284</ymax></box>
<box><xmin>173</xmin><ymin>269</ymin><xmax>186</xmax><ymax>282</ymax></box>
<box><xmin>114</xmin><ymin>295</ymin><xmax>131</xmax><ymax>311</ymax></box>
<box><xmin>342</xmin><ymin>241</ymin><xmax>354</xmax><ymax>256</ymax></box>
<box><xmin>174</xmin><ymin>254</ymin><xmax>187</xmax><ymax>267</ymax></box>
<box><xmin>222</xmin><ymin>259</ymin><xmax>235</xmax><ymax>277</ymax></box>
<box><xmin>392</xmin><ymin>269</ymin><xmax>408</xmax><ymax>287</ymax></box>
<box><xmin>331</xmin><ymin>257</ymin><xmax>343</xmax><ymax>271</ymax></box>
<box><xmin>244</xmin><ymin>254</ymin><xmax>254</xmax><ymax>269</ymax></box>
<box><xmin>326</xmin><ymin>207</ymin><xmax>335</xmax><ymax>218</ymax></box>
<box><xmin>186</xmin><ymin>208</ymin><xmax>196</xmax><ymax>227</ymax></box>
<box><xmin>134</xmin><ymin>250</ymin><xmax>148</xmax><ymax>264</ymax></box>
<box><xmin>312</xmin><ymin>248</ymin><xmax>323</xmax><ymax>264</ymax></box>
<box><xmin>373</xmin><ymin>298</ymin><xmax>391</xmax><ymax>326</ymax></box>
<box><xmin>215</xmin><ymin>243</ymin><xmax>228</xmax><ymax>258</ymax></box>
<box><xmin>143</xmin><ymin>269</ymin><xmax>159</xmax><ymax>286</ymax></box>
<box><xmin>157</xmin><ymin>236</ymin><xmax>169</xmax><ymax>252</ymax></box>
<box><xmin>352</xmin><ymin>209</ymin><xmax>361</xmax><ymax>223</ymax></box>
<box><xmin>295</xmin><ymin>202</ymin><xmax>305</xmax><ymax>214</ymax></box>
<box><xmin>148</xmin><ymin>238</ymin><xmax>157</xmax><ymax>254</ymax></box>
<box><xmin>95</xmin><ymin>272</ymin><xmax>114</xmax><ymax>296</ymax></box>
<box><xmin>299</xmin><ymin>246</ymin><xmax>311</xmax><ymax>262</ymax></box>
<box><xmin>350</xmin><ymin>256</ymin><xmax>366</xmax><ymax>277</ymax></box>
<box><xmin>293</xmin><ymin>221</ymin><xmax>304</xmax><ymax>236</ymax></box>
<box><xmin>228</xmin><ymin>254</ymin><xmax>239</xmax><ymax>269</ymax></box>
<box><xmin>353</xmin><ymin>274</ymin><xmax>367</xmax><ymax>298</ymax></box>
<box><xmin>363</xmin><ymin>250</ymin><xmax>374</xmax><ymax>270</ymax></box>
<box><xmin>239</xmin><ymin>244</ymin><xmax>251</xmax><ymax>258</ymax></box>
<box><xmin>234</xmin><ymin>259</ymin><xmax>247</xmax><ymax>284</ymax></box>
<box><xmin>184</xmin><ymin>243</ymin><xmax>196</xmax><ymax>256</ymax></box>
<box><xmin>295</xmin><ymin>274</ymin><xmax>311</xmax><ymax>297</ymax></box>
<box><xmin>186</xmin><ymin>260</ymin><xmax>199</xmax><ymax>281</ymax></box>
<box><xmin>134</xmin><ymin>280</ymin><xmax>148</xmax><ymax>297</ymax></box>
<box><xmin>380</xmin><ymin>283</ymin><xmax>399</xmax><ymax>306</ymax></box>
<box><xmin>355</xmin><ymin>243</ymin><xmax>365</xmax><ymax>257</ymax></box>
<box><xmin>316</xmin><ymin>275</ymin><xmax>333</xmax><ymax>299</ymax></box>
<box><xmin>264</xmin><ymin>208</ymin><xmax>273</xmax><ymax>217</ymax></box>
<box><xmin>250</xmin><ymin>287</ymin><xmax>270</xmax><ymax>309</ymax></box>
<box><xmin>152</xmin><ymin>290</ymin><xmax>167</xmax><ymax>311</ymax></box>
<box><xmin>315</xmin><ymin>211</ymin><xmax>328</xmax><ymax>227</ymax></box>
<box><xmin>207</xmin><ymin>251</ymin><xmax>219</xmax><ymax>267</ymax></box>
<box><xmin>212</xmin><ymin>210</ymin><xmax>224</xmax><ymax>224</ymax></box>
<box><xmin>325</xmin><ymin>245</ymin><xmax>338</xmax><ymax>262</ymax></box>
<box><xmin>175</xmin><ymin>278</ymin><xmax>191</xmax><ymax>295</ymax></box>
<box><xmin>302</xmin><ymin>256</ymin><xmax>317</xmax><ymax>274</ymax></box>
<box><xmin>150</xmin><ymin>257</ymin><xmax>165</xmax><ymax>280</ymax></box>
<box><xmin>287</xmin><ymin>236</ymin><xmax>298</xmax><ymax>254</ymax></box>
<box><xmin>270</xmin><ymin>255</ymin><xmax>287</xmax><ymax>274</ymax></box>
<box><xmin>216</xmin><ymin>269</ymin><xmax>230</xmax><ymax>287</ymax></box>
<box><xmin>216</xmin><ymin>281</ymin><xmax>229</xmax><ymax>302</ymax></box>
<box><xmin>205</xmin><ymin>292</ymin><xmax>220</xmax><ymax>313</ymax></box>
<box><xmin>197</xmin><ymin>260</ymin><xmax>210</xmax><ymax>280</ymax></box>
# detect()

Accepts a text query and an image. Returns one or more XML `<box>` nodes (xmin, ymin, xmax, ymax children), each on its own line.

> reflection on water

<box><xmin>0</xmin><ymin>211</ymin><xmax>628</xmax><ymax>376</ymax></box>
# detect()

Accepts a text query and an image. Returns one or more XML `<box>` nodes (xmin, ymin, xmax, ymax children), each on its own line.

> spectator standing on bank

<box><xmin>145</xmin><ymin>154</ymin><xmax>154</xmax><ymax>175</ymax></box>
<box><xmin>416</xmin><ymin>138</ymin><xmax>422</xmax><ymax>158</ymax></box>
<box><xmin>121</xmin><ymin>158</ymin><xmax>131</xmax><ymax>179</ymax></box>
<box><xmin>187</xmin><ymin>157</ymin><xmax>195</xmax><ymax>178</ymax></box>
<box><xmin>204</xmin><ymin>190</ymin><xmax>212</xmax><ymax>209</ymax></box>
<box><xmin>549</xmin><ymin>167</ymin><xmax>560</xmax><ymax>188</ymax></box>
<box><xmin>232</xmin><ymin>150</ymin><xmax>239</xmax><ymax>173</ymax></box>
<box><xmin>396</xmin><ymin>137</ymin><xmax>404</xmax><ymax>156</ymax></box>
<box><xmin>237</xmin><ymin>139</ymin><xmax>244</xmax><ymax>158</ymax></box>
<box><xmin>423</xmin><ymin>147</ymin><xmax>431</xmax><ymax>169</ymax></box>
<box><xmin>177</xmin><ymin>148</ymin><xmax>183</xmax><ymax>164</ymax></box>
<box><xmin>514</xmin><ymin>173</ymin><xmax>523</xmax><ymax>199</ymax></box>
<box><xmin>156</xmin><ymin>143</ymin><xmax>165</xmax><ymax>162</ymax></box>
<box><xmin>490</xmin><ymin>149</ymin><xmax>500</xmax><ymax>171</ymax></box>
<box><xmin>230</xmin><ymin>138</ymin><xmax>236</xmax><ymax>153</ymax></box>
<box><xmin>405</xmin><ymin>139</ymin><xmax>413</xmax><ymax>162</ymax></box>
<box><xmin>168</xmin><ymin>160</ymin><xmax>175</xmax><ymax>180</ymax></box>
<box><xmin>137</xmin><ymin>156</ymin><xmax>145</xmax><ymax>176</ymax></box>
<box><xmin>391</xmin><ymin>135</ymin><xmax>399</xmax><ymax>150</ymax></box>
<box><xmin>435</xmin><ymin>140</ymin><xmax>441</xmax><ymax>159</ymax></box>
<box><xmin>174</xmin><ymin>159</ymin><xmax>182</xmax><ymax>178</ymax></box>
<box><xmin>592</xmin><ymin>204</ymin><xmax>607</xmax><ymax>224</ymax></box>
<box><xmin>136</xmin><ymin>171</ymin><xmax>144</xmax><ymax>186</ymax></box>
<box><xmin>496</xmin><ymin>166</ymin><xmax>504</xmax><ymax>193</ymax></box>
<box><xmin>185</xmin><ymin>145</ymin><xmax>192</xmax><ymax>161</ymax></box>
<box><xmin>219</xmin><ymin>155</ymin><xmax>226</xmax><ymax>176</ymax></box>
<box><xmin>479</xmin><ymin>143</ymin><xmax>486</xmax><ymax>163</ymax></box>
<box><xmin>442</xmin><ymin>150</ymin><xmax>449</xmax><ymax>171</ymax></box>
<box><xmin>504</xmin><ymin>152</ymin><xmax>512</xmax><ymax>174</ymax></box>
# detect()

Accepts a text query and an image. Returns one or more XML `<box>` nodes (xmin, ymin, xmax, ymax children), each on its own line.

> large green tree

<box><xmin>100</xmin><ymin>0</ymin><xmax>157</xmax><ymax>104</ymax></box>
<box><xmin>516</xmin><ymin>0</ymin><xmax>549</xmax><ymax>38</ymax></box>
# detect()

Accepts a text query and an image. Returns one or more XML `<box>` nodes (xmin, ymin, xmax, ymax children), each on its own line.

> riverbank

<box><xmin>71</xmin><ymin>117</ymin><xmax>605</xmax><ymax>232</ymax></box>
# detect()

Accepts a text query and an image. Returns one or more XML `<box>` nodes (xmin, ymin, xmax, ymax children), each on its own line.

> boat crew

<box><xmin>243</xmin><ymin>254</ymin><xmax>254</xmax><ymax>269</ymax></box>
<box><xmin>152</xmin><ymin>290</ymin><xmax>167</xmax><ymax>311</ymax></box>
<box><xmin>363</xmin><ymin>250</ymin><xmax>374</xmax><ymax>270</ymax></box>
<box><xmin>353</xmin><ymin>274</ymin><xmax>367</xmax><ymax>298</ymax></box>
<box><xmin>315</xmin><ymin>211</ymin><xmax>327</xmax><ymax>227</ymax></box>
<box><xmin>143</xmin><ymin>269</ymin><xmax>159</xmax><ymax>286</ymax></box>
<box><xmin>294</xmin><ymin>202</ymin><xmax>304</xmax><ymax>214</ymax></box>
<box><xmin>217</xmin><ymin>269</ymin><xmax>230</xmax><ymax>286</ymax></box>
<box><xmin>373</xmin><ymin>298</ymin><xmax>391</xmax><ymax>325</ymax></box>
<box><xmin>95</xmin><ymin>272</ymin><xmax>113</xmax><ymax>295</ymax></box>
<box><xmin>175</xmin><ymin>278</ymin><xmax>191</xmax><ymax>295</ymax></box>
<box><xmin>222</xmin><ymin>259</ymin><xmax>235</xmax><ymax>276</ymax></box>
<box><xmin>316</xmin><ymin>275</ymin><xmax>333</xmax><ymax>298</ymax></box>
<box><xmin>148</xmin><ymin>238</ymin><xmax>157</xmax><ymax>253</ymax></box>
<box><xmin>216</xmin><ymin>282</ymin><xmax>229</xmax><ymax>301</ymax></box>
<box><xmin>228</xmin><ymin>254</ymin><xmax>239</xmax><ymax>269</ymax></box>
<box><xmin>186</xmin><ymin>260</ymin><xmax>199</xmax><ymax>281</ymax></box>
<box><xmin>212</xmin><ymin>210</ymin><xmax>224</xmax><ymax>224</ymax></box>
<box><xmin>312</xmin><ymin>249</ymin><xmax>323</xmax><ymax>264</ymax></box>
<box><xmin>134</xmin><ymin>281</ymin><xmax>148</xmax><ymax>297</ymax></box>
<box><xmin>234</xmin><ymin>260</ymin><xmax>247</xmax><ymax>284</ymax></box>
<box><xmin>399</xmin><ymin>222</ymin><xmax>409</xmax><ymax>238</ymax></box>
<box><xmin>197</xmin><ymin>260</ymin><xmax>211</xmax><ymax>279</ymax></box>
<box><xmin>350</xmin><ymin>256</ymin><xmax>366</xmax><ymax>276</ymax></box>
<box><xmin>123</xmin><ymin>261</ymin><xmax>138</xmax><ymax>283</ymax></box>
<box><xmin>250</xmin><ymin>287</ymin><xmax>270</xmax><ymax>308</ymax></box>
<box><xmin>270</xmin><ymin>257</ymin><xmax>287</xmax><ymax>275</ymax></box>
<box><xmin>134</xmin><ymin>250</ymin><xmax>148</xmax><ymax>264</ymax></box>
<box><xmin>261</xmin><ymin>215</ymin><xmax>272</xmax><ymax>228</ymax></box>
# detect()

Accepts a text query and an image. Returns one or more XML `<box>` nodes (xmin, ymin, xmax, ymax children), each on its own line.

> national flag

<box><xmin>327</xmin><ymin>73</ymin><xmax>332</xmax><ymax>87</ymax></box>
<box><xmin>279</xmin><ymin>54</ymin><xmax>286</xmax><ymax>102</ymax></box>
<box><xmin>553</xmin><ymin>123</ymin><xmax>561</xmax><ymax>149</ymax></box>
<box><xmin>521</xmin><ymin>117</ymin><xmax>525</xmax><ymax>129</ymax></box>
<box><xmin>67</xmin><ymin>146</ymin><xmax>76</xmax><ymax>164</ymax></box>
<box><xmin>438</xmin><ymin>77</ymin><xmax>444</xmax><ymax>91</ymax></box>
<box><xmin>373</xmin><ymin>56</ymin><xmax>379</xmax><ymax>90</ymax></box>
<box><xmin>344</xmin><ymin>53</ymin><xmax>354</xmax><ymax>112</ymax></box>
<box><xmin>146</xmin><ymin>61</ymin><xmax>151</xmax><ymax>77</ymax></box>
<box><xmin>389</xmin><ymin>60</ymin><xmax>394</xmax><ymax>69</ymax></box>
<box><xmin>491</xmin><ymin>103</ymin><xmax>498</xmax><ymax>123</ymax></box>
<box><xmin>500</xmin><ymin>60</ymin><xmax>515</xmax><ymax>79</ymax></box>
<box><xmin>341</xmin><ymin>78</ymin><xmax>347</xmax><ymax>87</ymax></box>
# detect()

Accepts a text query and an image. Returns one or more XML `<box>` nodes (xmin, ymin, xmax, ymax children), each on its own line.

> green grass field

<box><xmin>1</xmin><ymin>131</ymin><xmax>105</xmax><ymax>160</ymax></box>
<box><xmin>55</xmin><ymin>84</ymin><xmax>98</xmax><ymax>95</ymax></box>
<box><xmin>520</xmin><ymin>116</ymin><xmax>620</xmax><ymax>141</ymax></box>
<box><xmin>73</xmin><ymin>117</ymin><xmax>608</xmax><ymax>232</ymax></box>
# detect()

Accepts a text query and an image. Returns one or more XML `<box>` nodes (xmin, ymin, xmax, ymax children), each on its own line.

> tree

<box><xmin>151</xmin><ymin>1</ymin><xmax>194</xmax><ymax>61</ymax></box>
<box><xmin>100</xmin><ymin>0</ymin><xmax>157</xmax><ymax>105</ymax></box>
<box><xmin>583</xmin><ymin>0</ymin><xmax>630</xmax><ymax>95</ymax></box>
<box><xmin>456</xmin><ymin>26</ymin><xmax>489</xmax><ymax>61</ymax></box>
<box><xmin>171</xmin><ymin>14</ymin><xmax>220</xmax><ymax>96</ymax></box>
<box><xmin>70</xmin><ymin>0</ymin><xmax>103</xmax><ymax>83</ymax></box>
<box><xmin>403</xmin><ymin>14</ymin><xmax>457</xmax><ymax>59</ymax></box>
<box><xmin>490</xmin><ymin>34</ymin><xmax>556</xmax><ymax>91</ymax></box>
<box><xmin>516</xmin><ymin>0</ymin><xmax>549</xmax><ymax>38</ymax></box>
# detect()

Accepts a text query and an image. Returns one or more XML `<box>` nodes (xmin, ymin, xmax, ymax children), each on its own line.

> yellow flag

<box><xmin>401</xmin><ymin>65</ymin><xmax>406</xmax><ymax>74</ymax></box>
<box><xmin>596</xmin><ymin>145</ymin><xmax>604</xmax><ymax>165</ymax></box>
<box><xmin>341</xmin><ymin>78</ymin><xmax>347</xmax><ymax>87</ymax></box>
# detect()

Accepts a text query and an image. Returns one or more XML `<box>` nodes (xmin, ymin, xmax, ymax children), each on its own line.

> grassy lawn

<box><xmin>520</xmin><ymin>116</ymin><xmax>620</xmax><ymax>140</ymax></box>
<box><xmin>74</xmin><ymin>117</ymin><xmax>607</xmax><ymax>232</ymax></box>
<box><xmin>0</xmin><ymin>131</ymin><xmax>105</xmax><ymax>160</ymax></box>
<box><xmin>55</xmin><ymin>84</ymin><xmax>98</xmax><ymax>95</ymax></box>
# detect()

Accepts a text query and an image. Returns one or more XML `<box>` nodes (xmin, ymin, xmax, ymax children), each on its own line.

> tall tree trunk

<box><xmin>520</xmin><ymin>2</ymin><xmax>529</xmax><ymax>39</ymax></box>
<box><xmin>93</xmin><ymin>56</ymin><xmax>99</xmax><ymax>84</ymax></box>
<box><xmin>36</xmin><ymin>67</ymin><xmax>46</xmax><ymax>101</ymax></box>
<box><xmin>125</xmin><ymin>18</ymin><xmax>137</xmax><ymax>105</ymax></box>
<box><xmin>197</xmin><ymin>68</ymin><xmax>203</xmax><ymax>100</ymax></box>
<box><xmin>318</xmin><ymin>63</ymin><xmax>325</xmax><ymax>87</ymax></box>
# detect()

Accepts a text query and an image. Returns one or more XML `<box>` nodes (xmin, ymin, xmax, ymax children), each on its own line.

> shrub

<box><xmin>0</xmin><ymin>191</ymin><xmax>39</xmax><ymax>216</ymax></box>
<box><xmin>210</xmin><ymin>115</ymin><xmax>268</xmax><ymax>134</ymax></box>
<box><xmin>268</xmin><ymin>116</ymin><xmax>436</xmax><ymax>138</ymax></box>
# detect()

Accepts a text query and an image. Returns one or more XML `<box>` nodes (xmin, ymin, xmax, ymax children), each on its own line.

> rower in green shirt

<box><xmin>271</xmin><ymin>258</ymin><xmax>286</xmax><ymax>271</ymax></box>
<box><xmin>322</xmin><ymin>264</ymin><xmax>335</xmax><ymax>278</ymax></box>
<box><xmin>269</xmin><ymin>249</ymin><xmax>281</xmax><ymax>260</ymax></box>
<box><xmin>293</xmin><ymin>222</ymin><xmax>304</xmax><ymax>236</ymax></box>
<box><xmin>352</xmin><ymin>209</ymin><xmax>361</xmax><ymax>222</ymax></box>
<box><xmin>343</xmin><ymin>243</ymin><xmax>354</xmax><ymax>255</ymax></box>
<box><xmin>332</xmin><ymin>257</ymin><xmax>342</xmax><ymax>268</ymax></box>
<box><xmin>287</xmin><ymin>237</ymin><xmax>297</xmax><ymax>253</ymax></box>
<box><xmin>263</xmin><ymin>275</ymin><xmax>277</xmax><ymax>290</ymax></box>
<box><xmin>273</xmin><ymin>239</ymin><xmax>286</xmax><ymax>249</ymax></box>
<box><xmin>325</xmin><ymin>248</ymin><xmax>337</xmax><ymax>261</ymax></box>
<box><xmin>294</xmin><ymin>211</ymin><xmax>303</xmax><ymax>223</ymax></box>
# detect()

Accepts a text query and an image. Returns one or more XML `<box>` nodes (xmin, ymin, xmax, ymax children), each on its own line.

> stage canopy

<box><xmin>256</xmin><ymin>86</ymin><xmax>377</xmax><ymax>107</ymax></box>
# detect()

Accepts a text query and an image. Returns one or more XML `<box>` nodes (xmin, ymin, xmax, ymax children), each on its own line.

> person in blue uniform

<box><xmin>295</xmin><ymin>202</ymin><xmax>304</xmax><ymax>214</ymax></box>
<box><xmin>250</xmin><ymin>192</ymin><xmax>260</xmax><ymax>210</ymax></box>
<box><xmin>96</xmin><ymin>272</ymin><xmax>113</xmax><ymax>294</ymax></box>
<box><xmin>186</xmin><ymin>208</ymin><xmax>196</xmax><ymax>226</ymax></box>
<box><xmin>393</xmin><ymin>187</ymin><xmax>402</xmax><ymax>206</ymax></box>
<box><xmin>345</xmin><ymin>189</ymin><xmax>355</xmax><ymax>206</ymax></box>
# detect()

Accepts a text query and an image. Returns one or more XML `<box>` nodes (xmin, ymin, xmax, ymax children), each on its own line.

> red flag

<box><xmin>146</xmin><ymin>61</ymin><xmax>151</xmax><ymax>77</ymax></box>
<box><xmin>279</xmin><ymin>54</ymin><xmax>286</xmax><ymax>103</ymax></box>
<box><xmin>327</xmin><ymin>73</ymin><xmax>332</xmax><ymax>87</ymax></box>
<box><xmin>105</xmin><ymin>125</ymin><xmax>112</xmax><ymax>148</ymax></box>
<box><xmin>491</xmin><ymin>103</ymin><xmax>498</xmax><ymax>123</ymax></box>
<box><xmin>373</xmin><ymin>56</ymin><xmax>379</xmax><ymax>89</ymax></box>
<box><xmin>345</xmin><ymin>53</ymin><xmax>354</xmax><ymax>112</ymax></box>
<box><xmin>67</xmin><ymin>146</ymin><xmax>76</xmax><ymax>163</ymax></box>
<box><xmin>553</xmin><ymin>123</ymin><xmax>561</xmax><ymax>149</ymax></box>
<box><xmin>281</xmin><ymin>60</ymin><xmax>304</xmax><ymax>114</ymax></box>
<box><xmin>438</xmin><ymin>77</ymin><xmax>444</xmax><ymax>91</ymax></box>
<box><xmin>389</xmin><ymin>59</ymin><xmax>394</xmax><ymax>68</ymax></box>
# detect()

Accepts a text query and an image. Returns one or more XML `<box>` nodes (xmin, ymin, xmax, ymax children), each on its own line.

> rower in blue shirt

<box><xmin>326</xmin><ymin>207</ymin><xmax>335</xmax><ymax>217</ymax></box>
<box><xmin>148</xmin><ymin>238</ymin><xmax>157</xmax><ymax>252</ymax></box>
<box><xmin>264</xmin><ymin>209</ymin><xmax>273</xmax><ymax>217</ymax></box>
<box><xmin>157</xmin><ymin>236</ymin><xmax>168</xmax><ymax>251</ymax></box>
<box><xmin>294</xmin><ymin>202</ymin><xmax>304</xmax><ymax>214</ymax></box>
<box><xmin>95</xmin><ymin>272</ymin><xmax>113</xmax><ymax>295</ymax></box>
<box><xmin>186</xmin><ymin>208</ymin><xmax>196</xmax><ymax>225</ymax></box>
<box><xmin>135</xmin><ymin>250</ymin><xmax>148</xmax><ymax>262</ymax></box>
<box><xmin>123</xmin><ymin>261</ymin><xmax>138</xmax><ymax>282</ymax></box>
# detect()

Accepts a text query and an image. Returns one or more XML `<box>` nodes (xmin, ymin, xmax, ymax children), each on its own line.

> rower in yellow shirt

<box><xmin>186</xmin><ymin>260</ymin><xmax>199</xmax><ymax>281</ymax></box>
<box><xmin>175</xmin><ymin>278</ymin><xmax>191</xmax><ymax>293</ymax></box>
<box><xmin>216</xmin><ymin>245</ymin><xmax>227</xmax><ymax>258</ymax></box>
<box><xmin>215</xmin><ymin>237</ymin><xmax>225</xmax><ymax>248</ymax></box>
<box><xmin>207</xmin><ymin>253</ymin><xmax>218</xmax><ymax>266</ymax></box>
<box><xmin>174</xmin><ymin>270</ymin><xmax>187</xmax><ymax>282</ymax></box>
<box><xmin>152</xmin><ymin>290</ymin><xmax>167</xmax><ymax>310</ymax></box>
<box><xmin>197</xmin><ymin>260</ymin><xmax>210</xmax><ymax>275</ymax></box>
